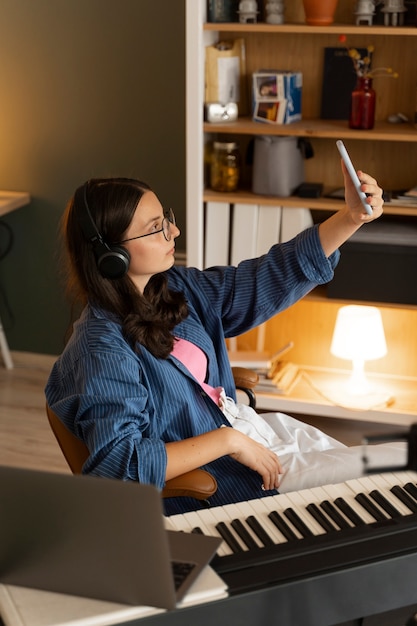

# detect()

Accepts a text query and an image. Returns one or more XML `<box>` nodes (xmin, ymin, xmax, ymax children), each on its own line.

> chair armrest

<box><xmin>232</xmin><ymin>366</ymin><xmax>259</xmax><ymax>409</ymax></box>
<box><xmin>162</xmin><ymin>469</ymin><xmax>218</xmax><ymax>500</ymax></box>
<box><xmin>232</xmin><ymin>366</ymin><xmax>259</xmax><ymax>390</ymax></box>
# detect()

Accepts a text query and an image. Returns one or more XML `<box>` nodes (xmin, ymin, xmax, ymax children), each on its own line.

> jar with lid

<box><xmin>210</xmin><ymin>141</ymin><xmax>240</xmax><ymax>192</ymax></box>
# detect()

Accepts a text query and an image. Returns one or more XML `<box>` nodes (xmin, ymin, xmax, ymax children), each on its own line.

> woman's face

<box><xmin>122</xmin><ymin>191</ymin><xmax>180</xmax><ymax>292</ymax></box>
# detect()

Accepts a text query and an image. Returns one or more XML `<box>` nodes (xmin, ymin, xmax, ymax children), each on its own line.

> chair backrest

<box><xmin>46</xmin><ymin>403</ymin><xmax>89</xmax><ymax>474</ymax></box>
<box><xmin>45</xmin><ymin>403</ymin><xmax>217</xmax><ymax>500</ymax></box>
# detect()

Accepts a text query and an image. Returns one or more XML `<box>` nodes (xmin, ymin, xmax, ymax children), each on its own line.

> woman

<box><xmin>45</xmin><ymin>165</ymin><xmax>405</xmax><ymax>515</ymax></box>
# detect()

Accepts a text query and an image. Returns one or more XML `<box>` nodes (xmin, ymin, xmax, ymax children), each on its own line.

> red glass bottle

<box><xmin>349</xmin><ymin>76</ymin><xmax>376</xmax><ymax>130</ymax></box>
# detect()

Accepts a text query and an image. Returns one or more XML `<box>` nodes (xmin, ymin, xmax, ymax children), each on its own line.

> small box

<box><xmin>252</xmin><ymin>71</ymin><xmax>302</xmax><ymax>125</ymax></box>
<box><xmin>328</xmin><ymin>220</ymin><xmax>417</xmax><ymax>305</ymax></box>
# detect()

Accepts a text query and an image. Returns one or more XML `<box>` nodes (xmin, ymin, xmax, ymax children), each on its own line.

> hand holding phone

<box><xmin>336</xmin><ymin>140</ymin><xmax>372</xmax><ymax>216</ymax></box>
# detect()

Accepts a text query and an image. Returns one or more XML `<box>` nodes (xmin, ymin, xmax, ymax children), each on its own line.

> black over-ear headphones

<box><xmin>76</xmin><ymin>181</ymin><xmax>130</xmax><ymax>279</ymax></box>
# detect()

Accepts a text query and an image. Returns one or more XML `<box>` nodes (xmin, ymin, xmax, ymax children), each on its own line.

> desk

<box><xmin>0</xmin><ymin>191</ymin><xmax>31</xmax><ymax>368</ymax></box>
<box><xmin>254</xmin><ymin>366</ymin><xmax>417</xmax><ymax>427</ymax></box>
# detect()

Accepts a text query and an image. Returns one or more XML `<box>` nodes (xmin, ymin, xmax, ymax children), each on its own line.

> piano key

<box><xmin>361</xmin><ymin>473</ymin><xmax>414</xmax><ymax>516</ymax></box>
<box><xmin>403</xmin><ymin>483</ymin><xmax>417</xmax><ymax>502</ymax></box>
<box><xmin>283</xmin><ymin>491</ymin><xmax>327</xmax><ymax>536</ymax></box>
<box><xmin>390</xmin><ymin>485</ymin><xmax>417</xmax><ymax>513</ymax></box>
<box><xmin>369</xmin><ymin>490</ymin><xmax>402</xmax><ymax>518</ymax></box>
<box><xmin>245</xmin><ymin>515</ymin><xmax>275</xmax><ymax>547</ymax></box>
<box><xmin>268</xmin><ymin>510</ymin><xmax>299</xmax><ymax>541</ymax></box>
<box><xmin>231</xmin><ymin>518</ymin><xmax>260</xmax><ymax>550</ymax></box>
<box><xmin>320</xmin><ymin>483</ymin><xmax>374</xmax><ymax>525</ymax></box>
<box><xmin>291</xmin><ymin>486</ymin><xmax>347</xmax><ymax>532</ymax></box>
<box><xmin>224</xmin><ymin>502</ymin><xmax>266</xmax><ymax>548</ymax></box>
<box><xmin>216</xmin><ymin>521</ymin><xmax>244</xmax><ymax>553</ymax></box>
<box><xmin>283</xmin><ymin>508</ymin><xmax>314</xmax><ymax>538</ymax></box>
<box><xmin>195</xmin><ymin>507</ymin><xmax>240</xmax><ymax>556</ymax></box>
<box><xmin>235</xmin><ymin>499</ymin><xmax>290</xmax><ymax>544</ymax></box>
<box><xmin>212</xmin><ymin>502</ymin><xmax>265</xmax><ymax>551</ymax></box>
<box><xmin>355</xmin><ymin>492</ymin><xmax>388</xmax><ymax>522</ymax></box>
<box><xmin>306</xmin><ymin>502</ymin><xmax>338</xmax><ymax>532</ymax></box>
<box><xmin>171</xmin><ymin>508</ymin><xmax>231</xmax><ymax>556</ymax></box>
<box><xmin>291</xmin><ymin>484</ymin><xmax>354</xmax><ymax>530</ymax></box>
<box><xmin>320</xmin><ymin>500</ymin><xmax>352</xmax><ymax>530</ymax></box>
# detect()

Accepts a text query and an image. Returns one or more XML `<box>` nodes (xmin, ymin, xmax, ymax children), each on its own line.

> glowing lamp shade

<box><xmin>330</xmin><ymin>305</ymin><xmax>387</xmax><ymax>395</ymax></box>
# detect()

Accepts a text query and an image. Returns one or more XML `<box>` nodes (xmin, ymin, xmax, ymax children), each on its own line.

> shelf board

<box><xmin>204</xmin><ymin>23</ymin><xmax>417</xmax><ymax>37</ymax></box>
<box><xmin>204</xmin><ymin>118</ymin><xmax>417</xmax><ymax>142</ymax></box>
<box><xmin>203</xmin><ymin>189</ymin><xmax>417</xmax><ymax>216</ymax></box>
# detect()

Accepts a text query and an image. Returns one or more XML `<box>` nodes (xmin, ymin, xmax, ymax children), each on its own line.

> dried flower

<box><xmin>338</xmin><ymin>35</ymin><xmax>398</xmax><ymax>79</ymax></box>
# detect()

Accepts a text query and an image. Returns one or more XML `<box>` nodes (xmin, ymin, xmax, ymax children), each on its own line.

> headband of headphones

<box><xmin>75</xmin><ymin>181</ymin><xmax>130</xmax><ymax>279</ymax></box>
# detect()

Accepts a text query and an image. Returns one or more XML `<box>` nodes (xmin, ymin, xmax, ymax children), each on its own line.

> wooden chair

<box><xmin>46</xmin><ymin>366</ymin><xmax>258</xmax><ymax>501</ymax></box>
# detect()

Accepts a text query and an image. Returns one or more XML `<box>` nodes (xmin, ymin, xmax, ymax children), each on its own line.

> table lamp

<box><xmin>330</xmin><ymin>304</ymin><xmax>387</xmax><ymax>396</ymax></box>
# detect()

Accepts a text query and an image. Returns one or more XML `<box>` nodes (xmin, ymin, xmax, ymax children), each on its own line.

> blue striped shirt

<box><xmin>45</xmin><ymin>226</ymin><xmax>339</xmax><ymax>515</ymax></box>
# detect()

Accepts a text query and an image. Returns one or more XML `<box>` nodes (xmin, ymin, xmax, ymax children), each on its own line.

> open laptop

<box><xmin>0</xmin><ymin>466</ymin><xmax>222</xmax><ymax>610</ymax></box>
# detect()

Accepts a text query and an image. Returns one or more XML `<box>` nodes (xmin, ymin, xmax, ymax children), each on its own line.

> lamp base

<box><xmin>322</xmin><ymin>383</ymin><xmax>394</xmax><ymax>411</ymax></box>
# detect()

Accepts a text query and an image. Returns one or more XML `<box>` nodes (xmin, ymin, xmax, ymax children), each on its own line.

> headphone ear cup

<box><xmin>96</xmin><ymin>244</ymin><xmax>130</xmax><ymax>279</ymax></box>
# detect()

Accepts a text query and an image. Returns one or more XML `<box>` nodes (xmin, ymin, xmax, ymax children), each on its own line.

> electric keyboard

<box><xmin>132</xmin><ymin>471</ymin><xmax>417</xmax><ymax>626</ymax></box>
<box><xmin>163</xmin><ymin>470</ymin><xmax>417</xmax><ymax>624</ymax></box>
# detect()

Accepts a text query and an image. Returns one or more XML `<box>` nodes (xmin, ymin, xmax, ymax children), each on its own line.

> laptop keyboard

<box><xmin>171</xmin><ymin>560</ymin><xmax>196</xmax><ymax>590</ymax></box>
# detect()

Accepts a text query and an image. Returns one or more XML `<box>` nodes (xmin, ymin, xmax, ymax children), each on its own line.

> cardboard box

<box><xmin>252</xmin><ymin>71</ymin><xmax>302</xmax><ymax>125</ymax></box>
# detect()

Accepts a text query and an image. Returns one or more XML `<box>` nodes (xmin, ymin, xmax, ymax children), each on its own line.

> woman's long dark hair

<box><xmin>62</xmin><ymin>177</ymin><xmax>188</xmax><ymax>358</ymax></box>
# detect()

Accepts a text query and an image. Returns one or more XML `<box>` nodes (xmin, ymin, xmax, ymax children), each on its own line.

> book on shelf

<box><xmin>230</xmin><ymin>202</ymin><xmax>258</xmax><ymax>265</ymax></box>
<box><xmin>256</xmin><ymin>204</ymin><xmax>281</xmax><ymax>256</ymax></box>
<box><xmin>320</xmin><ymin>47</ymin><xmax>367</xmax><ymax>120</ymax></box>
<box><xmin>204</xmin><ymin>201</ymin><xmax>231</xmax><ymax>267</ymax></box>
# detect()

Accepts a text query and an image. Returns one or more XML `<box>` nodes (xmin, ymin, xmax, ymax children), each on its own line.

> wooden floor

<box><xmin>0</xmin><ymin>352</ymin><xmax>69</xmax><ymax>474</ymax></box>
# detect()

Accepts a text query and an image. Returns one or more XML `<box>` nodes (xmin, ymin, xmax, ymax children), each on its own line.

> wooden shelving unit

<box><xmin>185</xmin><ymin>1</ymin><xmax>417</xmax><ymax>380</ymax></box>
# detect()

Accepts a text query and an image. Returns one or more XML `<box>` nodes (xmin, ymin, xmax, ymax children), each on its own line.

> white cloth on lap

<box><xmin>219</xmin><ymin>391</ymin><xmax>408</xmax><ymax>492</ymax></box>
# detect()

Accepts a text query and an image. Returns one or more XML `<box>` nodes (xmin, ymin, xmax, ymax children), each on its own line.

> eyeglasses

<box><xmin>117</xmin><ymin>208</ymin><xmax>176</xmax><ymax>243</ymax></box>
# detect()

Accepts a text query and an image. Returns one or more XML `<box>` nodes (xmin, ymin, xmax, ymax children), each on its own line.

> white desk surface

<box><xmin>0</xmin><ymin>191</ymin><xmax>30</xmax><ymax>217</ymax></box>
<box><xmin>254</xmin><ymin>366</ymin><xmax>417</xmax><ymax>427</ymax></box>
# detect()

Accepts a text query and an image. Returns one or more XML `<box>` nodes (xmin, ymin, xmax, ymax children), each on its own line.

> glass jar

<box><xmin>210</xmin><ymin>141</ymin><xmax>240</xmax><ymax>192</ymax></box>
<box><xmin>349</xmin><ymin>76</ymin><xmax>376</xmax><ymax>130</ymax></box>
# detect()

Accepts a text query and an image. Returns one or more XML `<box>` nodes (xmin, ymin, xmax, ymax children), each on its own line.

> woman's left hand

<box><xmin>342</xmin><ymin>161</ymin><xmax>384</xmax><ymax>225</ymax></box>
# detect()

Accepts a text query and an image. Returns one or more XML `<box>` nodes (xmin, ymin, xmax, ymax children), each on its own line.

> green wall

<box><xmin>0</xmin><ymin>0</ymin><xmax>186</xmax><ymax>356</ymax></box>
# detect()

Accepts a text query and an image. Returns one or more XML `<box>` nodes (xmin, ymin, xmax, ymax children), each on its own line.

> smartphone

<box><xmin>336</xmin><ymin>140</ymin><xmax>372</xmax><ymax>216</ymax></box>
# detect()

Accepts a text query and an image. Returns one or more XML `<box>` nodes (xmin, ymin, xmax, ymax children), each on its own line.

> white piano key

<box><xmin>320</xmin><ymin>482</ymin><xmax>376</xmax><ymax>525</ymax></box>
<box><xmin>192</xmin><ymin>507</ymin><xmax>234</xmax><ymax>556</ymax></box>
<box><xmin>361</xmin><ymin>474</ymin><xmax>414</xmax><ymax>516</ymax></box>
<box><xmin>256</xmin><ymin>493</ymin><xmax>303</xmax><ymax>540</ymax></box>
<box><xmin>293</xmin><ymin>485</ymin><xmax>347</xmax><ymax>531</ymax></box>
<box><xmin>283</xmin><ymin>491</ymin><xmax>327</xmax><ymax>536</ymax></box>
<box><xmin>208</xmin><ymin>504</ymin><xmax>249</xmax><ymax>551</ymax></box>
<box><xmin>232</xmin><ymin>499</ymin><xmax>288</xmax><ymax>545</ymax></box>
<box><xmin>220</xmin><ymin>502</ymin><xmax>265</xmax><ymax>549</ymax></box>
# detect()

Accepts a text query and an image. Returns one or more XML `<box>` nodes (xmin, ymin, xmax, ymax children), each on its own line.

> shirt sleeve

<box><xmin>171</xmin><ymin>225</ymin><xmax>339</xmax><ymax>339</ymax></box>
<box><xmin>46</xmin><ymin>349</ymin><xmax>168</xmax><ymax>489</ymax></box>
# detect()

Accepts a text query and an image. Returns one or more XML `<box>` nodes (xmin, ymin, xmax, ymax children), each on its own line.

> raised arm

<box><xmin>318</xmin><ymin>160</ymin><xmax>384</xmax><ymax>258</ymax></box>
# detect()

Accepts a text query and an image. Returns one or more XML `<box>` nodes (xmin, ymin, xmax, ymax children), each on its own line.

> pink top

<box><xmin>171</xmin><ymin>337</ymin><xmax>221</xmax><ymax>406</ymax></box>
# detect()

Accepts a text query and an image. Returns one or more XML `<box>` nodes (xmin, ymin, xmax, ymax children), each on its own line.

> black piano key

<box><xmin>284</xmin><ymin>508</ymin><xmax>315</xmax><ymax>538</ymax></box>
<box><xmin>268</xmin><ymin>510</ymin><xmax>299</xmax><ymax>541</ymax></box>
<box><xmin>320</xmin><ymin>500</ymin><xmax>351</xmax><ymax>530</ymax></box>
<box><xmin>391</xmin><ymin>485</ymin><xmax>417</xmax><ymax>513</ymax></box>
<box><xmin>191</xmin><ymin>526</ymin><xmax>204</xmax><ymax>534</ymax></box>
<box><xmin>306</xmin><ymin>502</ymin><xmax>338</xmax><ymax>533</ymax></box>
<box><xmin>369</xmin><ymin>489</ymin><xmax>402</xmax><ymax>519</ymax></box>
<box><xmin>334</xmin><ymin>497</ymin><xmax>366</xmax><ymax>527</ymax></box>
<box><xmin>215</xmin><ymin>521</ymin><xmax>244</xmax><ymax>553</ymax></box>
<box><xmin>355</xmin><ymin>492</ymin><xmax>388</xmax><ymax>522</ymax></box>
<box><xmin>246</xmin><ymin>515</ymin><xmax>275</xmax><ymax>547</ymax></box>
<box><xmin>231</xmin><ymin>518</ymin><xmax>259</xmax><ymax>550</ymax></box>
<box><xmin>404</xmin><ymin>482</ymin><xmax>417</xmax><ymax>502</ymax></box>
